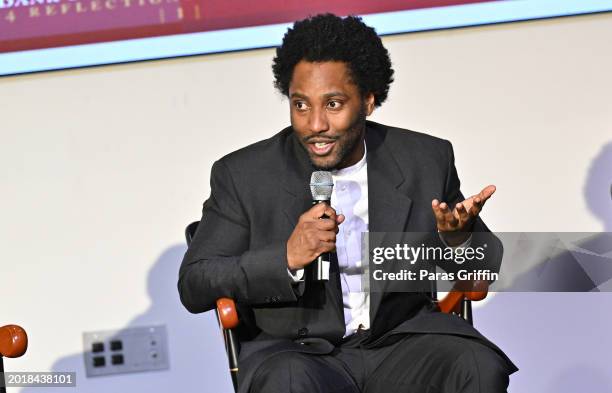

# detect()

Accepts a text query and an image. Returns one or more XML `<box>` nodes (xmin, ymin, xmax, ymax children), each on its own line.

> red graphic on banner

<box><xmin>0</xmin><ymin>0</ymin><xmax>495</xmax><ymax>53</ymax></box>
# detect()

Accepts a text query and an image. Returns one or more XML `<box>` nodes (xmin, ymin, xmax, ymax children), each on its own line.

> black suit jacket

<box><xmin>178</xmin><ymin>121</ymin><xmax>516</xmax><ymax>388</ymax></box>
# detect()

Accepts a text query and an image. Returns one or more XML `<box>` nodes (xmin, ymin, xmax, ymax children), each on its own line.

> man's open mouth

<box><xmin>309</xmin><ymin>140</ymin><xmax>336</xmax><ymax>156</ymax></box>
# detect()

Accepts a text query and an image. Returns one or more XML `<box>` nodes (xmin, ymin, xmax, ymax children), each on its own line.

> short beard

<box><xmin>310</xmin><ymin>104</ymin><xmax>367</xmax><ymax>171</ymax></box>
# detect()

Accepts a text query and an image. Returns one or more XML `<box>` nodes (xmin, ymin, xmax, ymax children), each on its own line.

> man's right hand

<box><xmin>287</xmin><ymin>203</ymin><xmax>345</xmax><ymax>271</ymax></box>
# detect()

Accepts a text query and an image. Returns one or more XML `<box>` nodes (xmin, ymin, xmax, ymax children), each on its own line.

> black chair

<box><xmin>185</xmin><ymin>221</ymin><xmax>487</xmax><ymax>393</ymax></box>
<box><xmin>185</xmin><ymin>221</ymin><xmax>240</xmax><ymax>392</ymax></box>
<box><xmin>0</xmin><ymin>324</ymin><xmax>28</xmax><ymax>393</ymax></box>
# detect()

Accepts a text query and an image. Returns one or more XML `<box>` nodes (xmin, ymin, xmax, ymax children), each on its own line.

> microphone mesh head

<box><xmin>310</xmin><ymin>171</ymin><xmax>334</xmax><ymax>201</ymax></box>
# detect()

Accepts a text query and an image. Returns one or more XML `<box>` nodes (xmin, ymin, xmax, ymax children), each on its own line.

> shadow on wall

<box><xmin>585</xmin><ymin>141</ymin><xmax>612</xmax><ymax>231</ymax></box>
<box><xmin>20</xmin><ymin>245</ymin><xmax>233</xmax><ymax>393</ymax></box>
<box><xmin>475</xmin><ymin>141</ymin><xmax>612</xmax><ymax>393</ymax></box>
<box><xmin>508</xmin><ymin>140</ymin><xmax>612</xmax><ymax>292</ymax></box>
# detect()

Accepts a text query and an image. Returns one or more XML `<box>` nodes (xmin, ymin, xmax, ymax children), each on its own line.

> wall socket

<box><xmin>83</xmin><ymin>324</ymin><xmax>169</xmax><ymax>377</ymax></box>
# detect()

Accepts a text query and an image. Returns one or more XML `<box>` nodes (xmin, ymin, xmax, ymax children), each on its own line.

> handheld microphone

<box><xmin>308</xmin><ymin>171</ymin><xmax>334</xmax><ymax>282</ymax></box>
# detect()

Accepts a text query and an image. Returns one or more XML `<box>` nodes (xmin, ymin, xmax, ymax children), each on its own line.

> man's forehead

<box><xmin>288</xmin><ymin>60</ymin><xmax>356</xmax><ymax>96</ymax></box>
<box><xmin>290</xmin><ymin>91</ymin><xmax>349</xmax><ymax>99</ymax></box>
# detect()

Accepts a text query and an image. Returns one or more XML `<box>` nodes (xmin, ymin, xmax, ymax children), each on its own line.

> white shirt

<box><xmin>289</xmin><ymin>144</ymin><xmax>371</xmax><ymax>337</ymax></box>
<box><xmin>329</xmin><ymin>147</ymin><xmax>371</xmax><ymax>336</ymax></box>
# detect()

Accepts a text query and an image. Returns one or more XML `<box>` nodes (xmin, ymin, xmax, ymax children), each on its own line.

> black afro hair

<box><xmin>272</xmin><ymin>13</ymin><xmax>394</xmax><ymax>107</ymax></box>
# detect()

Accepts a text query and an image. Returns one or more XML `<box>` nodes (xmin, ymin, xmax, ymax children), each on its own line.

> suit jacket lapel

<box><xmin>280</xmin><ymin>131</ymin><xmax>315</xmax><ymax>228</ymax></box>
<box><xmin>366</xmin><ymin>124</ymin><xmax>414</xmax><ymax>321</ymax></box>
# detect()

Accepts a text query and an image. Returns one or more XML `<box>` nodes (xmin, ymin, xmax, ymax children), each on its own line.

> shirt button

<box><xmin>298</xmin><ymin>328</ymin><xmax>308</xmax><ymax>337</ymax></box>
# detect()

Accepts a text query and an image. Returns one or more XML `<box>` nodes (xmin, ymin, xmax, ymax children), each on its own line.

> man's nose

<box><xmin>309</xmin><ymin>108</ymin><xmax>329</xmax><ymax>133</ymax></box>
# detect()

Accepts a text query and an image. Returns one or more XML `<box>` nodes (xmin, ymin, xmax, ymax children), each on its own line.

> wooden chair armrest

<box><xmin>0</xmin><ymin>325</ymin><xmax>28</xmax><ymax>358</ymax></box>
<box><xmin>437</xmin><ymin>280</ymin><xmax>489</xmax><ymax>314</ymax></box>
<box><xmin>216</xmin><ymin>298</ymin><xmax>239</xmax><ymax>329</ymax></box>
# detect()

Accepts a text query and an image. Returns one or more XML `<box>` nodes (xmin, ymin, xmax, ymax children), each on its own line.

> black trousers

<box><xmin>248</xmin><ymin>332</ymin><xmax>512</xmax><ymax>393</ymax></box>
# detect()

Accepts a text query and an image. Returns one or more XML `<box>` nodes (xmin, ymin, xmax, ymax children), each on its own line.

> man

<box><xmin>179</xmin><ymin>14</ymin><xmax>517</xmax><ymax>393</ymax></box>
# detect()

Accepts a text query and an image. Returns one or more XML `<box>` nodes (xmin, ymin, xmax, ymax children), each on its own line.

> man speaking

<box><xmin>179</xmin><ymin>13</ymin><xmax>517</xmax><ymax>393</ymax></box>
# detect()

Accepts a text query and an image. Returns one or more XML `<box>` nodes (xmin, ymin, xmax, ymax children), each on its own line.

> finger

<box><xmin>471</xmin><ymin>195</ymin><xmax>488</xmax><ymax>214</ymax></box>
<box><xmin>323</xmin><ymin>205</ymin><xmax>337</xmax><ymax>220</ymax></box>
<box><xmin>468</xmin><ymin>201</ymin><xmax>482</xmax><ymax>218</ymax></box>
<box><xmin>455</xmin><ymin>202</ymin><xmax>469</xmax><ymax>223</ymax></box>
<box><xmin>314</xmin><ymin>219</ymin><xmax>337</xmax><ymax>231</ymax></box>
<box><xmin>431</xmin><ymin>199</ymin><xmax>446</xmax><ymax>223</ymax></box>
<box><xmin>440</xmin><ymin>202</ymin><xmax>458</xmax><ymax>227</ymax></box>
<box><xmin>318</xmin><ymin>231</ymin><xmax>336</xmax><ymax>243</ymax></box>
<box><xmin>318</xmin><ymin>240</ymin><xmax>337</xmax><ymax>254</ymax></box>
<box><xmin>336</xmin><ymin>214</ymin><xmax>345</xmax><ymax>225</ymax></box>
<box><xmin>452</xmin><ymin>202</ymin><xmax>461</xmax><ymax>221</ymax></box>
<box><xmin>478</xmin><ymin>185</ymin><xmax>496</xmax><ymax>204</ymax></box>
<box><xmin>307</xmin><ymin>203</ymin><xmax>330</xmax><ymax>220</ymax></box>
<box><xmin>459</xmin><ymin>198</ymin><xmax>474</xmax><ymax>213</ymax></box>
<box><xmin>433</xmin><ymin>200</ymin><xmax>455</xmax><ymax>229</ymax></box>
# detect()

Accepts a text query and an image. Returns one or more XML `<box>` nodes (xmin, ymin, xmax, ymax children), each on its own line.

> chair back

<box><xmin>0</xmin><ymin>324</ymin><xmax>28</xmax><ymax>393</ymax></box>
<box><xmin>184</xmin><ymin>221</ymin><xmax>239</xmax><ymax>392</ymax></box>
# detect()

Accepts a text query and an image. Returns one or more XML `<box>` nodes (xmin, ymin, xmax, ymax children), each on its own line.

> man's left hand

<box><xmin>432</xmin><ymin>185</ymin><xmax>496</xmax><ymax>246</ymax></box>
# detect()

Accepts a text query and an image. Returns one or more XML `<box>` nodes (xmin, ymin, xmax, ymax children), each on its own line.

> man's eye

<box><xmin>327</xmin><ymin>100</ymin><xmax>342</xmax><ymax>109</ymax></box>
<box><xmin>294</xmin><ymin>101</ymin><xmax>308</xmax><ymax>110</ymax></box>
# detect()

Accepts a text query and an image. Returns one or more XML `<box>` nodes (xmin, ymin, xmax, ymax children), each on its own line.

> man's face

<box><xmin>289</xmin><ymin>61</ymin><xmax>375</xmax><ymax>170</ymax></box>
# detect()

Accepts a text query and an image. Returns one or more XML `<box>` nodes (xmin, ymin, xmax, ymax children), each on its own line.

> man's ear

<box><xmin>365</xmin><ymin>93</ymin><xmax>375</xmax><ymax>116</ymax></box>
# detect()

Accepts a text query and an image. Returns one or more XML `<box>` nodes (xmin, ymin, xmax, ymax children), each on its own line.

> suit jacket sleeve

<box><xmin>178</xmin><ymin>159</ymin><xmax>299</xmax><ymax>314</ymax></box>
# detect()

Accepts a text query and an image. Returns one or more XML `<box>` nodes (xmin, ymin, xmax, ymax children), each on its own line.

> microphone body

<box><xmin>308</xmin><ymin>171</ymin><xmax>334</xmax><ymax>282</ymax></box>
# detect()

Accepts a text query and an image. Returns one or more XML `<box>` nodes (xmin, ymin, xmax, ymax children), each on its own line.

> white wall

<box><xmin>1</xmin><ymin>12</ymin><xmax>611</xmax><ymax>392</ymax></box>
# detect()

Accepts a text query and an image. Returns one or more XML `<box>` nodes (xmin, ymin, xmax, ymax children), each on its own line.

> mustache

<box><xmin>302</xmin><ymin>135</ymin><xmax>340</xmax><ymax>143</ymax></box>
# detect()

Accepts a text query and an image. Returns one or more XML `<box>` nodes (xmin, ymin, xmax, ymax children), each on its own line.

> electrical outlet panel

<box><xmin>83</xmin><ymin>325</ymin><xmax>169</xmax><ymax>377</ymax></box>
